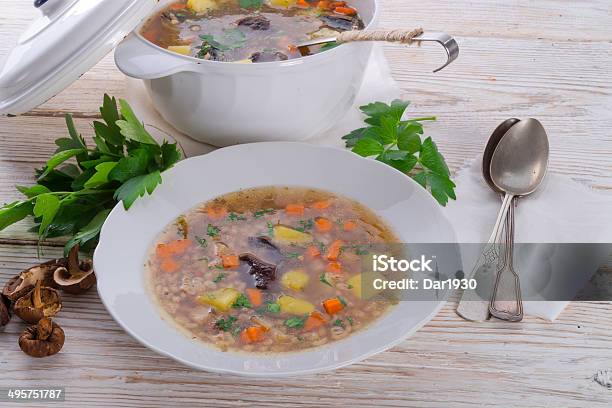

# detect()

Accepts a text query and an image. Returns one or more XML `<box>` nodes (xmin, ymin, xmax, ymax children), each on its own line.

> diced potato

<box><xmin>310</xmin><ymin>28</ymin><xmax>340</xmax><ymax>39</ymax></box>
<box><xmin>197</xmin><ymin>288</ymin><xmax>240</xmax><ymax>312</ymax></box>
<box><xmin>348</xmin><ymin>272</ymin><xmax>384</xmax><ymax>299</ymax></box>
<box><xmin>187</xmin><ymin>0</ymin><xmax>218</xmax><ymax>13</ymax></box>
<box><xmin>167</xmin><ymin>45</ymin><xmax>192</xmax><ymax>56</ymax></box>
<box><xmin>273</xmin><ymin>225</ymin><xmax>313</xmax><ymax>245</ymax></box>
<box><xmin>278</xmin><ymin>295</ymin><xmax>315</xmax><ymax>315</ymax></box>
<box><xmin>281</xmin><ymin>269</ymin><xmax>310</xmax><ymax>291</ymax></box>
<box><xmin>268</xmin><ymin>0</ymin><xmax>297</xmax><ymax>8</ymax></box>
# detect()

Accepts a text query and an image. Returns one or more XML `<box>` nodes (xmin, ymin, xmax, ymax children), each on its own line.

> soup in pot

<box><xmin>140</xmin><ymin>0</ymin><xmax>365</xmax><ymax>62</ymax></box>
<box><xmin>146</xmin><ymin>186</ymin><xmax>397</xmax><ymax>353</ymax></box>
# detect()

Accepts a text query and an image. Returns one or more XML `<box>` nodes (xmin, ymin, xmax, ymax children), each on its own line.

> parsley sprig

<box><xmin>343</xmin><ymin>100</ymin><xmax>456</xmax><ymax>206</ymax></box>
<box><xmin>0</xmin><ymin>95</ymin><xmax>181</xmax><ymax>254</ymax></box>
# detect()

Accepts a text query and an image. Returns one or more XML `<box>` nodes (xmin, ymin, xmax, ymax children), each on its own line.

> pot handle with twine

<box><xmin>334</xmin><ymin>28</ymin><xmax>459</xmax><ymax>73</ymax></box>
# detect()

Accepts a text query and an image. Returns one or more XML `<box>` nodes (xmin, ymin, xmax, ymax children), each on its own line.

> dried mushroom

<box><xmin>53</xmin><ymin>245</ymin><xmax>96</xmax><ymax>294</ymax></box>
<box><xmin>2</xmin><ymin>258</ymin><xmax>64</xmax><ymax>302</ymax></box>
<box><xmin>236</xmin><ymin>15</ymin><xmax>271</xmax><ymax>30</ymax></box>
<box><xmin>19</xmin><ymin>317</ymin><xmax>65</xmax><ymax>358</ymax></box>
<box><xmin>0</xmin><ymin>294</ymin><xmax>11</xmax><ymax>328</ymax></box>
<box><xmin>14</xmin><ymin>280</ymin><xmax>62</xmax><ymax>324</ymax></box>
<box><xmin>239</xmin><ymin>253</ymin><xmax>277</xmax><ymax>289</ymax></box>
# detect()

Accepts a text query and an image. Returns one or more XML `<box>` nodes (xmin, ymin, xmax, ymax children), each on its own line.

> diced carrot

<box><xmin>304</xmin><ymin>311</ymin><xmax>327</xmax><ymax>331</ymax></box>
<box><xmin>167</xmin><ymin>239</ymin><xmax>191</xmax><ymax>254</ymax></box>
<box><xmin>323</xmin><ymin>298</ymin><xmax>344</xmax><ymax>315</ymax></box>
<box><xmin>326</xmin><ymin>261</ymin><xmax>342</xmax><ymax>274</ymax></box>
<box><xmin>315</xmin><ymin>217</ymin><xmax>333</xmax><ymax>232</ymax></box>
<box><xmin>330</xmin><ymin>1</ymin><xmax>346</xmax><ymax>7</ymax></box>
<box><xmin>306</xmin><ymin>245</ymin><xmax>321</xmax><ymax>258</ymax></box>
<box><xmin>326</xmin><ymin>239</ymin><xmax>344</xmax><ymax>261</ymax></box>
<box><xmin>317</xmin><ymin>0</ymin><xmax>331</xmax><ymax>10</ymax></box>
<box><xmin>246</xmin><ymin>288</ymin><xmax>263</xmax><ymax>307</ymax></box>
<box><xmin>157</xmin><ymin>239</ymin><xmax>191</xmax><ymax>258</ymax></box>
<box><xmin>222</xmin><ymin>255</ymin><xmax>240</xmax><ymax>269</ymax></box>
<box><xmin>285</xmin><ymin>204</ymin><xmax>305</xmax><ymax>216</ymax></box>
<box><xmin>288</xmin><ymin>44</ymin><xmax>298</xmax><ymax>53</ymax></box>
<box><xmin>334</xmin><ymin>6</ymin><xmax>356</xmax><ymax>15</ymax></box>
<box><xmin>297</xmin><ymin>0</ymin><xmax>310</xmax><ymax>8</ymax></box>
<box><xmin>343</xmin><ymin>220</ymin><xmax>357</xmax><ymax>231</ymax></box>
<box><xmin>206</xmin><ymin>206</ymin><xmax>228</xmax><ymax>220</ymax></box>
<box><xmin>311</xmin><ymin>200</ymin><xmax>331</xmax><ymax>210</ymax></box>
<box><xmin>170</xmin><ymin>3</ymin><xmax>187</xmax><ymax>9</ymax></box>
<box><xmin>156</xmin><ymin>243</ymin><xmax>173</xmax><ymax>258</ymax></box>
<box><xmin>160</xmin><ymin>258</ymin><xmax>180</xmax><ymax>273</ymax></box>
<box><xmin>241</xmin><ymin>326</ymin><xmax>266</xmax><ymax>343</ymax></box>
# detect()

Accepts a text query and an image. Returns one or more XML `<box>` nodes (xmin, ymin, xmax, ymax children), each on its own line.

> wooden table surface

<box><xmin>1</xmin><ymin>1</ymin><xmax>611</xmax><ymax>406</ymax></box>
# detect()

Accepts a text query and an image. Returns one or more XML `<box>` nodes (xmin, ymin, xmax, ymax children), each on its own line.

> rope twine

<box><xmin>336</xmin><ymin>28</ymin><xmax>424</xmax><ymax>45</ymax></box>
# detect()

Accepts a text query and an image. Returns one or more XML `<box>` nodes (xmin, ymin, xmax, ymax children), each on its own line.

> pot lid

<box><xmin>0</xmin><ymin>0</ymin><xmax>158</xmax><ymax>115</ymax></box>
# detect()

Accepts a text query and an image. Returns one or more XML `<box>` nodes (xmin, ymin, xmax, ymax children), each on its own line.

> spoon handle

<box><xmin>456</xmin><ymin>194</ymin><xmax>514</xmax><ymax>321</ymax></box>
<box><xmin>489</xmin><ymin>199</ymin><xmax>524</xmax><ymax>321</ymax></box>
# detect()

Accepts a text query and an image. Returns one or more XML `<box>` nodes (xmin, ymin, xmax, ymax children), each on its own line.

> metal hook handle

<box><xmin>412</xmin><ymin>32</ymin><xmax>460</xmax><ymax>73</ymax></box>
<box><xmin>296</xmin><ymin>30</ymin><xmax>459</xmax><ymax>73</ymax></box>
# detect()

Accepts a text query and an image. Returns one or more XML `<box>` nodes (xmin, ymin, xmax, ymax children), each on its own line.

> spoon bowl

<box><xmin>490</xmin><ymin>119</ymin><xmax>549</xmax><ymax>196</ymax></box>
<box><xmin>482</xmin><ymin>118</ymin><xmax>521</xmax><ymax>193</ymax></box>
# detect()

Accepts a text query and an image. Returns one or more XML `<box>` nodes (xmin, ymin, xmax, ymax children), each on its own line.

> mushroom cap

<box><xmin>0</xmin><ymin>294</ymin><xmax>10</xmax><ymax>329</ymax></box>
<box><xmin>52</xmin><ymin>246</ymin><xmax>96</xmax><ymax>294</ymax></box>
<box><xmin>19</xmin><ymin>317</ymin><xmax>65</xmax><ymax>358</ymax></box>
<box><xmin>53</xmin><ymin>266</ymin><xmax>96</xmax><ymax>295</ymax></box>
<box><xmin>14</xmin><ymin>286</ymin><xmax>62</xmax><ymax>324</ymax></box>
<box><xmin>2</xmin><ymin>259</ymin><xmax>64</xmax><ymax>301</ymax></box>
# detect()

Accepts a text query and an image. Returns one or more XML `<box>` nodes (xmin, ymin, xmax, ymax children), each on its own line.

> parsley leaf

<box><xmin>114</xmin><ymin>171</ymin><xmax>162</xmax><ymax>210</ymax></box>
<box><xmin>0</xmin><ymin>94</ymin><xmax>182</xmax><ymax>253</ymax></box>
<box><xmin>343</xmin><ymin>99</ymin><xmax>455</xmax><ymax>206</ymax></box>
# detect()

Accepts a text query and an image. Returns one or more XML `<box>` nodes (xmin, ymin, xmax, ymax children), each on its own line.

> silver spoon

<box><xmin>297</xmin><ymin>31</ymin><xmax>459</xmax><ymax>73</ymax></box>
<box><xmin>488</xmin><ymin>118</ymin><xmax>549</xmax><ymax>321</ymax></box>
<box><xmin>455</xmin><ymin>119</ymin><xmax>521</xmax><ymax>321</ymax></box>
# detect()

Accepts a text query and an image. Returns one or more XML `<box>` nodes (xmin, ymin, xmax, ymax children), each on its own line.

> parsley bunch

<box><xmin>0</xmin><ymin>95</ymin><xmax>181</xmax><ymax>254</ymax></box>
<box><xmin>343</xmin><ymin>100</ymin><xmax>456</xmax><ymax>206</ymax></box>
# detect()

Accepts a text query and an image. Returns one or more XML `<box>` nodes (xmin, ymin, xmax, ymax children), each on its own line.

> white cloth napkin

<box><xmin>124</xmin><ymin>45</ymin><xmax>612</xmax><ymax>321</ymax></box>
<box><xmin>446</xmin><ymin>159</ymin><xmax>612</xmax><ymax>320</ymax></box>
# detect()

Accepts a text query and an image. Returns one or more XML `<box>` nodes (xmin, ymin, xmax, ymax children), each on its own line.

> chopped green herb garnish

<box><xmin>209</xmin><ymin>264</ymin><xmax>224</xmax><ymax>270</ymax></box>
<box><xmin>285</xmin><ymin>316</ymin><xmax>306</xmax><ymax>328</ymax></box>
<box><xmin>347</xmin><ymin>284</ymin><xmax>353</xmax><ymax>289</ymax></box>
<box><xmin>266</xmin><ymin>302</ymin><xmax>281</xmax><ymax>314</ymax></box>
<box><xmin>254</xmin><ymin>208</ymin><xmax>276</xmax><ymax>218</ymax></box>
<box><xmin>333</xmin><ymin>319</ymin><xmax>345</xmax><ymax>328</ymax></box>
<box><xmin>213</xmin><ymin>273</ymin><xmax>226</xmax><ymax>283</ymax></box>
<box><xmin>227</xmin><ymin>212</ymin><xmax>247</xmax><ymax>221</ymax></box>
<box><xmin>338</xmin><ymin>296</ymin><xmax>348</xmax><ymax>307</ymax></box>
<box><xmin>207</xmin><ymin>223</ymin><xmax>220</xmax><ymax>237</ymax></box>
<box><xmin>215</xmin><ymin>316</ymin><xmax>237</xmax><ymax>332</ymax></box>
<box><xmin>195</xmin><ymin>235</ymin><xmax>207</xmax><ymax>247</ymax></box>
<box><xmin>232</xmin><ymin>294</ymin><xmax>252</xmax><ymax>309</ymax></box>
<box><xmin>319</xmin><ymin>273</ymin><xmax>333</xmax><ymax>287</ymax></box>
<box><xmin>285</xmin><ymin>252</ymin><xmax>300</xmax><ymax>259</ymax></box>
<box><xmin>266</xmin><ymin>221</ymin><xmax>275</xmax><ymax>236</ymax></box>
<box><xmin>295</xmin><ymin>219</ymin><xmax>314</xmax><ymax>232</ymax></box>
<box><xmin>347</xmin><ymin>317</ymin><xmax>354</xmax><ymax>326</ymax></box>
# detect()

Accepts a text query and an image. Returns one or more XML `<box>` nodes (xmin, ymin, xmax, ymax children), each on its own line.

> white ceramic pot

<box><xmin>115</xmin><ymin>0</ymin><xmax>378</xmax><ymax>147</ymax></box>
